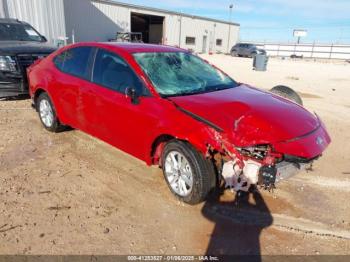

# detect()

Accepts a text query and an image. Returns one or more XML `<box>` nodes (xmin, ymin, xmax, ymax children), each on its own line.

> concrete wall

<box><xmin>0</xmin><ymin>0</ymin><xmax>66</xmax><ymax>45</ymax></box>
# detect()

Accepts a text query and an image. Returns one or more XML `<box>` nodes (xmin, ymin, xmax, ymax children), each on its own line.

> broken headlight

<box><xmin>236</xmin><ymin>144</ymin><xmax>269</xmax><ymax>160</ymax></box>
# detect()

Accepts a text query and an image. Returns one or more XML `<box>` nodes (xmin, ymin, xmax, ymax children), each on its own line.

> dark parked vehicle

<box><xmin>0</xmin><ymin>18</ymin><xmax>56</xmax><ymax>98</ymax></box>
<box><xmin>231</xmin><ymin>43</ymin><xmax>266</xmax><ymax>58</ymax></box>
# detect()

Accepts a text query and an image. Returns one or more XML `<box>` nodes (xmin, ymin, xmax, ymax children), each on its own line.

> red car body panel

<box><xmin>28</xmin><ymin>42</ymin><xmax>330</xmax><ymax>167</ymax></box>
<box><xmin>169</xmin><ymin>85</ymin><xmax>331</xmax><ymax>159</ymax></box>
<box><xmin>169</xmin><ymin>85</ymin><xmax>319</xmax><ymax>144</ymax></box>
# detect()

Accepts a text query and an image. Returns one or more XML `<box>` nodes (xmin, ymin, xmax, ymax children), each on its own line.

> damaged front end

<box><xmin>207</xmin><ymin>143</ymin><xmax>313</xmax><ymax>192</ymax></box>
<box><xmin>205</xmin><ymin>122</ymin><xmax>330</xmax><ymax>192</ymax></box>
<box><xmin>207</xmin><ymin>143</ymin><xmax>279</xmax><ymax>192</ymax></box>
<box><xmin>169</xmin><ymin>87</ymin><xmax>331</xmax><ymax>193</ymax></box>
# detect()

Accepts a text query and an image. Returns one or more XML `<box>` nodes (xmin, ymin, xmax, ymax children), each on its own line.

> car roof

<box><xmin>74</xmin><ymin>42</ymin><xmax>187</xmax><ymax>54</ymax></box>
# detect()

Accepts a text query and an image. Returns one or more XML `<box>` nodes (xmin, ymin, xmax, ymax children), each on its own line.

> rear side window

<box><xmin>92</xmin><ymin>48</ymin><xmax>144</xmax><ymax>95</ymax></box>
<box><xmin>53</xmin><ymin>46</ymin><xmax>93</xmax><ymax>80</ymax></box>
<box><xmin>53</xmin><ymin>52</ymin><xmax>65</xmax><ymax>70</ymax></box>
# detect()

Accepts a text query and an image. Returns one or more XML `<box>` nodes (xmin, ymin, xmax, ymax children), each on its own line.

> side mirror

<box><xmin>125</xmin><ymin>87</ymin><xmax>140</xmax><ymax>105</ymax></box>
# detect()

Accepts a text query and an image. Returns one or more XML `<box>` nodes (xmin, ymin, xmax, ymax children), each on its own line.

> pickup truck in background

<box><xmin>0</xmin><ymin>18</ymin><xmax>56</xmax><ymax>98</ymax></box>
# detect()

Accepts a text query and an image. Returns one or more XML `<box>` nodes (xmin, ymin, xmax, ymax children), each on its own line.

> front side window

<box><xmin>216</xmin><ymin>39</ymin><xmax>222</xmax><ymax>46</ymax></box>
<box><xmin>133</xmin><ymin>52</ymin><xmax>238</xmax><ymax>97</ymax></box>
<box><xmin>0</xmin><ymin>23</ymin><xmax>43</xmax><ymax>42</ymax></box>
<box><xmin>92</xmin><ymin>48</ymin><xmax>144</xmax><ymax>94</ymax></box>
<box><xmin>55</xmin><ymin>47</ymin><xmax>93</xmax><ymax>80</ymax></box>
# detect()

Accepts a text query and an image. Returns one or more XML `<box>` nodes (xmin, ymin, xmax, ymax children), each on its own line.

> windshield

<box><xmin>133</xmin><ymin>52</ymin><xmax>238</xmax><ymax>97</ymax></box>
<box><xmin>0</xmin><ymin>23</ymin><xmax>43</xmax><ymax>42</ymax></box>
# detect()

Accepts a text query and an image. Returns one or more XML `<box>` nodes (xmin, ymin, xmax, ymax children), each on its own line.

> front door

<box><xmin>80</xmin><ymin>48</ymin><xmax>160</xmax><ymax>160</ymax></box>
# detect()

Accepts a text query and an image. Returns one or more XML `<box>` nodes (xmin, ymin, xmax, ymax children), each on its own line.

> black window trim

<box><xmin>91</xmin><ymin>47</ymin><xmax>152</xmax><ymax>97</ymax></box>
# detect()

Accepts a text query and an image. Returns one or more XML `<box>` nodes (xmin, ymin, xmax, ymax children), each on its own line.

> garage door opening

<box><xmin>131</xmin><ymin>12</ymin><xmax>164</xmax><ymax>44</ymax></box>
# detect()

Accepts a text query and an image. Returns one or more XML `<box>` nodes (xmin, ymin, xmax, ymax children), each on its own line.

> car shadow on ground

<box><xmin>202</xmin><ymin>187</ymin><xmax>273</xmax><ymax>262</ymax></box>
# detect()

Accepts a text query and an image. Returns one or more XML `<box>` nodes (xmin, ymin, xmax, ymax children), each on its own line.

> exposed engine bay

<box><xmin>207</xmin><ymin>144</ymin><xmax>314</xmax><ymax>192</ymax></box>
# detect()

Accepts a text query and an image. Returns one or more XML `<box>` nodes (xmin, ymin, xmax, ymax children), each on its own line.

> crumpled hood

<box><xmin>0</xmin><ymin>41</ymin><xmax>57</xmax><ymax>55</ymax></box>
<box><xmin>169</xmin><ymin>84</ymin><xmax>320</xmax><ymax>146</ymax></box>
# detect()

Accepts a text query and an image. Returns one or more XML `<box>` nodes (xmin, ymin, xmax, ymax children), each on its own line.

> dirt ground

<box><xmin>0</xmin><ymin>55</ymin><xmax>350</xmax><ymax>256</ymax></box>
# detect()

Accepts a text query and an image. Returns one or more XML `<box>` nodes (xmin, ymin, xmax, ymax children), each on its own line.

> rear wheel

<box><xmin>36</xmin><ymin>92</ymin><xmax>64</xmax><ymax>132</ymax></box>
<box><xmin>161</xmin><ymin>140</ymin><xmax>216</xmax><ymax>205</ymax></box>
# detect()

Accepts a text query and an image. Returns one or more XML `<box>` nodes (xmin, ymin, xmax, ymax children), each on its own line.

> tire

<box><xmin>270</xmin><ymin>85</ymin><xmax>303</xmax><ymax>106</ymax></box>
<box><xmin>161</xmin><ymin>140</ymin><xmax>216</xmax><ymax>205</ymax></box>
<box><xmin>230</xmin><ymin>50</ymin><xmax>237</xmax><ymax>57</ymax></box>
<box><xmin>36</xmin><ymin>92</ymin><xmax>64</xmax><ymax>132</ymax></box>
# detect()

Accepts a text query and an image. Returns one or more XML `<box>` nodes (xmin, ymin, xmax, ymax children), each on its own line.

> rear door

<box><xmin>51</xmin><ymin>46</ymin><xmax>94</xmax><ymax>128</ymax></box>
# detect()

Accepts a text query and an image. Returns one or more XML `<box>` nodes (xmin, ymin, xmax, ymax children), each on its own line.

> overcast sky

<box><xmin>121</xmin><ymin>0</ymin><xmax>350</xmax><ymax>44</ymax></box>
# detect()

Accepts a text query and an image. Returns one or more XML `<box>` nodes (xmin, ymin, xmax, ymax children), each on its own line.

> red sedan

<box><xmin>28</xmin><ymin>42</ymin><xmax>330</xmax><ymax>204</ymax></box>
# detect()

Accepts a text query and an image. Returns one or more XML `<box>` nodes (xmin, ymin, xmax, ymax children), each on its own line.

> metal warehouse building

<box><xmin>0</xmin><ymin>0</ymin><xmax>240</xmax><ymax>53</ymax></box>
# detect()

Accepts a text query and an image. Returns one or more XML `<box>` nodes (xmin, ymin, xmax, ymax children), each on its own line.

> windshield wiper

<box><xmin>164</xmin><ymin>89</ymin><xmax>206</xmax><ymax>97</ymax></box>
<box><xmin>162</xmin><ymin>83</ymin><xmax>238</xmax><ymax>98</ymax></box>
<box><xmin>206</xmin><ymin>84</ymin><xmax>236</xmax><ymax>92</ymax></box>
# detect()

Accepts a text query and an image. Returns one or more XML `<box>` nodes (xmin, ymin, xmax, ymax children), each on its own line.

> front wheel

<box><xmin>161</xmin><ymin>140</ymin><xmax>216</xmax><ymax>205</ymax></box>
<box><xmin>36</xmin><ymin>92</ymin><xmax>64</xmax><ymax>132</ymax></box>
